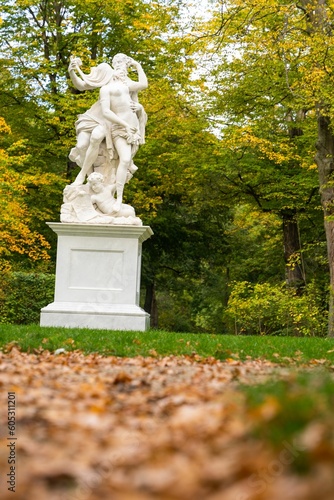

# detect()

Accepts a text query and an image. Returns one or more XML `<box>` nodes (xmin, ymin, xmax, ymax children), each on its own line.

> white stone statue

<box><xmin>60</xmin><ymin>172</ymin><xmax>142</xmax><ymax>225</ymax></box>
<box><xmin>65</xmin><ymin>53</ymin><xmax>148</xmax><ymax>218</ymax></box>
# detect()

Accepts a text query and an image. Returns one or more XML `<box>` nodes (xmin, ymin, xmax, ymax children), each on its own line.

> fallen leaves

<box><xmin>0</xmin><ymin>348</ymin><xmax>333</xmax><ymax>499</ymax></box>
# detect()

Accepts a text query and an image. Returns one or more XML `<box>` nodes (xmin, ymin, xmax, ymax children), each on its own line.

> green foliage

<box><xmin>225</xmin><ymin>205</ymin><xmax>285</xmax><ymax>283</ymax></box>
<box><xmin>201</xmin><ymin>0</ymin><xmax>334</xmax><ymax>334</ymax></box>
<box><xmin>156</xmin><ymin>290</ymin><xmax>195</xmax><ymax>333</ymax></box>
<box><xmin>0</xmin><ymin>42</ymin><xmax>65</xmax><ymax>266</ymax></box>
<box><xmin>225</xmin><ymin>281</ymin><xmax>327</xmax><ymax>336</ymax></box>
<box><xmin>0</xmin><ymin>271</ymin><xmax>55</xmax><ymax>324</ymax></box>
<box><xmin>1</xmin><ymin>325</ymin><xmax>334</xmax><ymax>364</ymax></box>
<box><xmin>0</xmin><ymin>118</ymin><xmax>63</xmax><ymax>267</ymax></box>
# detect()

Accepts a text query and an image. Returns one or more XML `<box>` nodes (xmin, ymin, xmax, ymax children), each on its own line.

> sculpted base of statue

<box><xmin>61</xmin><ymin>172</ymin><xmax>142</xmax><ymax>226</ymax></box>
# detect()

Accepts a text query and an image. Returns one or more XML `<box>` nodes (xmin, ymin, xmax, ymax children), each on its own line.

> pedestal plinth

<box><xmin>40</xmin><ymin>223</ymin><xmax>153</xmax><ymax>331</ymax></box>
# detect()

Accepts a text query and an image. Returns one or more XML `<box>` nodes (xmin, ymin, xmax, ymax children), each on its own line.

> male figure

<box><xmin>87</xmin><ymin>172</ymin><xmax>135</xmax><ymax>218</ymax></box>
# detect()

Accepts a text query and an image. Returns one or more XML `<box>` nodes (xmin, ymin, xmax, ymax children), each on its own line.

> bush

<box><xmin>157</xmin><ymin>290</ymin><xmax>197</xmax><ymax>332</ymax></box>
<box><xmin>225</xmin><ymin>281</ymin><xmax>327</xmax><ymax>336</ymax></box>
<box><xmin>0</xmin><ymin>271</ymin><xmax>55</xmax><ymax>324</ymax></box>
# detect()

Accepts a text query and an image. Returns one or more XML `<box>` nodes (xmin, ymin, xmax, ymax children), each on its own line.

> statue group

<box><xmin>61</xmin><ymin>53</ymin><xmax>148</xmax><ymax>225</ymax></box>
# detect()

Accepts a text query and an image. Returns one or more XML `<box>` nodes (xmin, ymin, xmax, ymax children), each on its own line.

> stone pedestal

<box><xmin>40</xmin><ymin>223</ymin><xmax>153</xmax><ymax>331</ymax></box>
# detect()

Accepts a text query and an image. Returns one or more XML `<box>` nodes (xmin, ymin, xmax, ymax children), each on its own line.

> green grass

<box><xmin>1</xmin><ymin>324</ymin><xmax>334</xmax><ymax>364</ymax></box>
<box><xmin>240</xmin><ymin>370</ymin><xmax>334</xmax><ymax>474</ymax></box>
<box><xmin>2</xmin><ymin>324</ymin><xmax>334</xmax><ymax>476</ymax></box>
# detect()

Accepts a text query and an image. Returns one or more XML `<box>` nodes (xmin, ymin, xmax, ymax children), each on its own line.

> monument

<box><xmin>40</xmin><ymin>53</ymin><xmax>153</xmax><ymax>331</ymax></box>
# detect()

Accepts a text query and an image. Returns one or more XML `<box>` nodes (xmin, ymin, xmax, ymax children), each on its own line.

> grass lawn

<box><xmin>1</xmin><ymin>324</ymin><xmax>334</xmax><ymax>498</ymax></box>
<box><xmin>1</xmin><ymin>323</ymin><xmax>334</xmax><ymax>364</ymax></box>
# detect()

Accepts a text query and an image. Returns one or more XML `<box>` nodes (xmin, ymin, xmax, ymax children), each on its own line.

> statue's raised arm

<box><xmin>68</xmin><ymin>57</ymin><xmax>87</xmax><ymax>91</ymax></box>
<box><xmin>119</xmin><ymin>56</ymin><xmax>148</xmax><ymax>93</ymax></box>
<box><xmin>68</xmin><ymin>56</ymin><xmax>114</xmax><ymax>91</ymax></box>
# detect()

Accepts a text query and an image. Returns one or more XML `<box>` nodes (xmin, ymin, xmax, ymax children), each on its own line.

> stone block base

<box><xmin>40</xmin><ymin>223</ymin><xmax>153</xmax><ymax>331</ymax></box>
<box><xmin>40</xmin><ymin>302</ymin><xmax>150</xmax><ymax>331</ymax></box>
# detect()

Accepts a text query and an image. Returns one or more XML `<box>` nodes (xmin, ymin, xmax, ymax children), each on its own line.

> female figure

<box><xmin>68</xmin><ymin>54</ymin><xmax>148</xmax><ymax>212</ymax></box>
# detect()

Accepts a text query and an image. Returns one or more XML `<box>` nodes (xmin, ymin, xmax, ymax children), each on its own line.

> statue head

<box><xmin>88</xmin><ymin>172</ymin><xmax>104</xmax><ymax>183</ymax></box>
<box><xmin>112</xmin><ymin>53</ymin><xmax>132</xmax><ymax>70</ymax></box>
<box><xmin>87</xmin><ymin>172</ymin><xmax>104</xmax><ymax>192</ymax></box>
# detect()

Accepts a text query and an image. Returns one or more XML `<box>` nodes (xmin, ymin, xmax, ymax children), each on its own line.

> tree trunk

<box><xmin>281</xmin><ymin>209</ymin><xmax>305</xmax><ymax>290</ymax></box>
<box><xmin>315</xmin><ymin>114</ymin><xmax>334</xmax><ymax>337</ymax></box>
<box><xmin>144</xmin><ymin>281</ymin><xmax>158</xmax><ymax>328</ymax></box>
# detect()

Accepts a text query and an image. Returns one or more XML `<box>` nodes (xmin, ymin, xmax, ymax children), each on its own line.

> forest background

<box><xmin>1</xmin><ymin>0</ymin><xmax>334</xmax><ymax>337</ymax></box>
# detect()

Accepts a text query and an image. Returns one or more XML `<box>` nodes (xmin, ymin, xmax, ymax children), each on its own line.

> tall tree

<box><xmin>199</xmin><ymin>0</ymin><xmax>334</xmax><ymax>334</ymax></box>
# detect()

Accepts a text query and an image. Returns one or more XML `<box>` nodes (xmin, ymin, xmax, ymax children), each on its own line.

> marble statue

<box><xmin>63</xmin><ymin>53</ymin><xmax>148</xmax><ymax>223</ymax></box>
<box><xmin>60</xmin><ymin>172</ymin><xmax>142</xmax><ymax>225</ymax></box>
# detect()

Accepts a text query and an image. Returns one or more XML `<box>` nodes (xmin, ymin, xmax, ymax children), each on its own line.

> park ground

<box><xmin>0</xmin><ymin>327</ymin><xmax>334</xmax><ymax>499</ymax></box>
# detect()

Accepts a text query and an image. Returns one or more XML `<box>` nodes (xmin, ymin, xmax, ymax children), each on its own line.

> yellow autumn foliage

<box><xmin>0</xmin><ymin>117</ymin><xmax>11</xmax><ymax>134</ymax></box>
<box><xmin>223</xmin><ymin>126</ymin><xmax>302</xmax><ymax>165</ymax></box>
<box><xmin>0</xmin><ymin>118</ymin><xmax>52</xmax><ymax>264</ymax></box>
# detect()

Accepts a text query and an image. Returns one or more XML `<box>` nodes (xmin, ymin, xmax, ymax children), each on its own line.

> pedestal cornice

<box><xmin>46</xmin><ymin>222</ymin><xmax>153</xmax><ymax>243</ymax></box>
